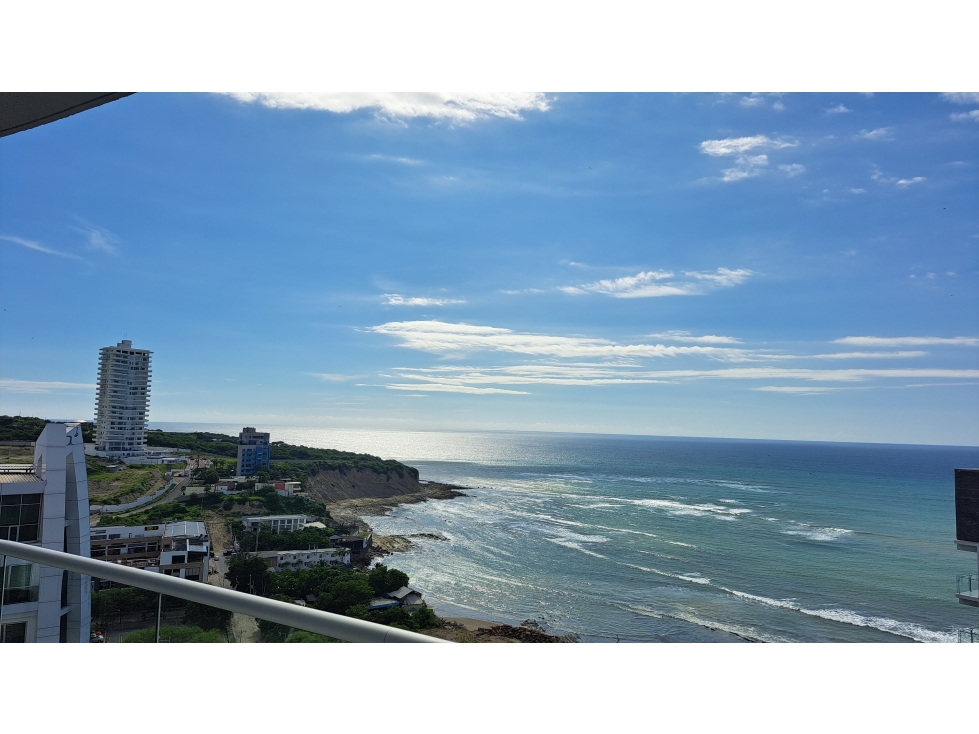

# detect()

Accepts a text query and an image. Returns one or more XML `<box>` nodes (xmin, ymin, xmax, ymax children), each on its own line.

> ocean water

<box><xmin>155</xmin><ymin>423</ymin><xmax>979</xmax><ymax>642</ymax></box>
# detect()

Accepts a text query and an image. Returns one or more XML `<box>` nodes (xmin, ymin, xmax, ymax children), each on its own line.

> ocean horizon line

<box><xmin>138</xmin><ymin>420</ymin><xmax>979</xmax><ymax>451</ymax></box>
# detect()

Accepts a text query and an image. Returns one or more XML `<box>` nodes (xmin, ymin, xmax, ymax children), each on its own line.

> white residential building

<box><xmin>0</xmin><ymin>423</ymin><xmax>91</xmax><ymax>643</ymax></box>
<box><xmin>258</xmin><ymin>548</ymin><xmax>350</xmax><ymax>571</ymax></box>
<box><xmin>240</xmin><ymin>515</ymin><xmax>313</xmax><ymax>534</ymax></box>
<box><xmin>94</xmin><ymin>339</ymin><xmax>152</xmax><ymax>458</ymax></box>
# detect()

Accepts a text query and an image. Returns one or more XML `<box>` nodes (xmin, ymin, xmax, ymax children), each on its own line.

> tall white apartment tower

<box><xmin>94</xmin><ymin>340</ymin><xmax>152</xmax><ymax>458</ymax></box>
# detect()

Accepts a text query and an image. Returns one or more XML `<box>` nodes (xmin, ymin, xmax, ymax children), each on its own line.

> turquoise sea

<box><xmin>157</xmin><ymin>424</ymin><xmax>979</xmax><ymax>642</ymax></box>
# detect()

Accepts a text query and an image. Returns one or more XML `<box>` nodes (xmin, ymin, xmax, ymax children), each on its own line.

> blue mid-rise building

<box><xmin>236</xmin><ymin>427</ymin><xmax>271</xmax><ymax>476</ymax></box>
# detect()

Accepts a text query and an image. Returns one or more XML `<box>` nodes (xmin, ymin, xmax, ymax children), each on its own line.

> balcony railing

<box><xmin>0</xmin><ymin>539</ymin><xmax>445</xmax><ymax>643</ymax></box>
<box><xmin>959</xmin><ymin>628</ymin><xmax>978</xmax><ymax>643</ymax></box>
<box><xmin>956</xmin><ymin>573</ymin><xmax>978</xmax><ymax>607</ymax></box>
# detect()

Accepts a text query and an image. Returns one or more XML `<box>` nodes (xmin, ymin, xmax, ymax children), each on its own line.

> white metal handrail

<box><xmin>0</xmin><ymin>539</ymin><xmax>446</xmax><ymax>643</ymax></box>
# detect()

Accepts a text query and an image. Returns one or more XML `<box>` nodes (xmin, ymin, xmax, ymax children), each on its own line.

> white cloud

<box><xmin>826</xmin><ymin>104</ymin><xmax>850</xmax><ymax>115</ymax></box>
<box><xmin>848</xmin><ymin>188</ymin><xmax>867</xmax><ymax>194</ymax></box>
<box><xmin>699</xmin><ymin>135</ymin><xmax>797</xmax><ymax>157</ymax></box>
<box><xmin>772</xmin><ymin>102</ymin><xmax>785</xmax><ymax>111</ymax></box>
<box><xmin>856</xmin><ymin>127</ymin><xmax>894</xmax><ymax>141</ymax></box>
<box><xmin>753</xmin><ymin>386</ymin><xmax>844</xmax><ymax>394</ymax></box>
<box><xmin>308</xmin><ymin>373</ymin><xmax>357</xmax><ymax>382</ymax></box>
<box><xmin>684</xmin><ymin>268</ymin><xmax>754</xmax><ymax>287</ymax></box>
<box><xmin>808</xmin><ymin>351</ymin><xmax>927</xmax><ymax>359</ymax></box>
<box><xmin>221</xmin><ymin>93</ymin><xmax>550</xmax><ymax>123</ymax></box>
<box><xmin>700</xmin><ymin>136</ymin><xmax>797</xmax><ymax>182</ymax></box>
<box><xmin>73</xmin><ymin>220</ymin><xmax>119</xmax><ymax>253</ymax></box>
<box><xmin>941</xmin><ymin>93</ymin><xmax>979</xmax><ymax>105</ymax></box>
<box><xmin>834</xmin><ymin>336</ymin><xmax>979</xmax><ymax>347</ymax></box>
<box><xmin>367</xmin><ymin>154</ymin><xmax>424</xmax><ymax>165</ymax></box>
<box><xmin>562</xmin><ymin>268</ymin><xmax>753</xmax><ymax>298</ymax></box>
<box><xmin>368</xmin><ymin>321</ymin><xmax>757</xmax><ymax>360</ymax></box>
<box><xmin>739</xmin><ymin>95</ymin><xmax>766</xmax><ymax>108</ymax></box>
<box><xmin>721</xmin><ymin>166</ymin><xmax>760</xmax><ymax>182</ymax></box>
<box><xmin>381</xmin><ymin>363</ymin><xmax>979</xmax><ymax>392</ymax></box>
<box><xmin>872</xmin><ymin>168</ymin><xmax>924</xmax><ymax>187</ymax></box>
<box><xmin>950</xmin><ymin>110</ymin><xmax>979</xmax><ymax>122</ymax></box>
<box><xmin>384</xmin><ymin>383</ymin><xmax>529</xmax><ymax>395</ymax></box>
<box><xmin>383</xmin><ymin>294</ymin><xmax>465</xmax><ymax>307</ymax></box>
<box><xmin>0</xmin><ymin>379</ymin><xmax>95</xmax><ymax>394</ymax></box>
<box><xmin>647</xmin><ymin>331</ymin><xmax>743</xmax><ymax>344</ymax></box>
<box><xmin>778</xmin><ymin>163</ymin><xmax>806</xmax><ymax>177</ymax></box>
<box><xmin>0</xmin><ymin>235</ymin><xmax>82</xmax><ymax>260</ymax></box>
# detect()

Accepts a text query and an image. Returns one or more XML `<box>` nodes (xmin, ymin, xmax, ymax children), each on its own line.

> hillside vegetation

<box><xmin>146</xmin><ymin>429</ymin><xmax>417</xmax><ymax>479</ymax></box>
<box><xmin>0</xmin><ymin>415</ymin><xmax>95</xmax><ymax>442</ymax></box>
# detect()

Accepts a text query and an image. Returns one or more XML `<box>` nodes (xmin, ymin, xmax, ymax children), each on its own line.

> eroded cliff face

<box><xmin>306</xmin><ymin>468</ymin><xmax>422</xmax><ymax>503</ymax></box>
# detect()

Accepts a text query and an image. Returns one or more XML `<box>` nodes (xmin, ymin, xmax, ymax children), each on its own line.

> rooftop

<box><xmin>164</xmin><ymin>521</ymin><xmax>208</xmax><ymax>538</ymax></box>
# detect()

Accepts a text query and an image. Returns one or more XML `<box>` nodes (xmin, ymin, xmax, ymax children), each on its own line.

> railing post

<box><xmin>0</xmin><ymin>553</ymin><xmax>7</xmax><ymax>640</ymax></box>
<box><xmin>155</xmin><ymin>592</ymin><xmax>162</xmax><ymax>643</ymax></box>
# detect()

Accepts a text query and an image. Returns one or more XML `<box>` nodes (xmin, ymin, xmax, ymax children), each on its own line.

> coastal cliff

<box><xmin>307</xmin><ymin>467</ymin><xmax>422</xmax><ymax>502</ymax></box>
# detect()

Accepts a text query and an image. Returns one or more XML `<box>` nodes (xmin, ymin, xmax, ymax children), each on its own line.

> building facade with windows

<box><xmin>94</xmin><ymin>339</ymin><xmax>152</xmax><ymax>458</ymax></box>
<box><xmin>90</xmin><ymin>520</ymin><xmax>211</xmax><ymax>586</ymax></box>
<box><xmin>0</xmin><ymin>423</ymin><xmax>91</xmax><ymax>643</ymax></box>
<box><xmin>236</xmin><ymin>427</ymin><xmax>271</xmax><ymax>477</ymax></box>
<box><xmin>240</xmin><ymin>514</ymin><xmax>312</xmax><ymax>534</ymax></box>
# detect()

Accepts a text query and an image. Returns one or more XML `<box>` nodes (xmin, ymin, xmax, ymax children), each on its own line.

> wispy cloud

<box><xmin>848</xmin><ymin>188</ymin><xmax>867</xmax><ymax>194</ymax></box>
<box><xmin>753</xmin><ymin>386</ymin><xmax>845</xmax><ymax>394</ymax></box>
<box><xmin>950</xmin><ymin>110</ymin><xmax>979</xmax><ymax>123</ymax></box>
<box><xmin>808</xmin><ymin>351</ymin><xmax>927</xmax><ymax>359</ymax></box>
<box><xmin>699</xmin><ymin>135</ymin><xmax>799</xmax><ymax>182</ymax></box>
<box><xmin>0</xmin><ymin>235</ymin><xmax>82</xmax><ymax>260</ymax></box>
<box><xmin>221</xmin><ymin>93</ymin><xmax>550</xmax><ymax>123</ymax></box>
<box><xmin>367</xmin><ymin>154</ymin><xmax>425</xmax><ymax>165</ymax></box>
<box><xmin>834</xmin><ymin>336</ymin><xmax>979</xmax><ymax>347</ymax></box>
<box><xmin>383</xmin><ymin>294</ymin><xmax>465</xmax><ymax>307</ymax></box>
<box><xmin>647</xmin><ymin>331</ymin><xmax>743</xmax><ymax>344</ymax></box>
<box><xmin>699</xmin><ymin>135</ymin><xmax>797</xmax><ymax>157</ymax></box>
<box><xmin>871</xmin><ymin>168</ymin><xmax>925</xmax><ymax>187</ymax></box>
<box><xmin>307</xmin><ymin>373</ymin><xmax>358</xmax><ymax>382</ymax></box>
<box><xmin>561</xmin><ymin>268</ymin><xmax>754</xmax><ymax>298</ymax></box>
<box><xmin>856</xmin><ymin>127</ymin><xmax>894</xmax><ymax>141</ymax></box>
<box><xmin>778</xmin><ymin>163</ymin><xmax>806</xmax><ymax>177</ymax></box>
<box><xmin>941</xmin><ymin>93</ymin><xmax>979</xmax><ymax>105</ymax></box>
<box><xmin>73</xmin><ymin>220</ymin><xmax>119</xmax><ymax>253</ymax></box>
<box><xmin>368</xmin><ymin>321</ymin><xmax>756</xmax><ymax>360</ymax></box>
<box><xmin>380</xmin><ymin>363</ymin><xmax>979</xmax><ymax>393</ymax></box>
<box><xmin>825</xmin><ymin>104</ymin><xmax>850</xmax><ymax>115</ymax></box>
<box><xmin>0</xmin><ymin>379</ymin><xmax>95</xmax><ymax>394</ymax></box>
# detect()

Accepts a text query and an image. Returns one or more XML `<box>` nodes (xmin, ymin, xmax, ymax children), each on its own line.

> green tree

<box><xmin>368</xmin><ymin>564</ymin><xmax>410</xmax><ymax>595</ymax></box>
<box><xmin>315</xmin><ymin>577</ymin><xmax>374</xmax><ymax>615</ymax></box>
<box><xmin>184</xmin><ymin>601</ymin><xmax>233</xmax><ymax>631</ymax></box>
<box><xmin>226</xmin><ymin>555</ymin><xmax>272</xmax><ymax>595</ymax></box>
<box><xmin>257</xmin><ymin>594</ymin><xmax>295</xmax><ymax>642</ymax></box>
<box><xmin>285</xmin><ymin>631</ymin><xmax>341</xmax><ymax>643</ymax></box>
<box><xmin>123</xmin><ymin>625</ymin><xmax>226</xmax><ymax>643</ymax></box>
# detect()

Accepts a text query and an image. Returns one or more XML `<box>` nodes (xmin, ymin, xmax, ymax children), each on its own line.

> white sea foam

<box><xmin>546</xmin><ymin>538</ymin><xmax>609</xmax><ymax>559</ymax></box>
<box><xmin>622</xmin><ymin>562</ymin><xmax>710</xmax><ymax>585</ymax></box>
<box><xmin>780</xmin><ymin>522</ymin><xmax>854</xmax><ymax>542</ymax></box>
<box><xmin>718</xmin><ymin>586</ymin><xmax>956</xmax><ymax>642</ymax></box>
<box><xmin>664</xmin><ymin>540</ymin><xmax>697</xmax><ymax>548</ymax></box>
<box><xmin>629</xmin><ymin>498</ymin><xmax>752</xmax><ymax>518</ymax></box>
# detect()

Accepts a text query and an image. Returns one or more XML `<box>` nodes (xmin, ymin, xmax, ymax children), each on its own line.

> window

<box><xmin>1</xmin><ymin>622</ymin><xmax>27</xmax><ymax>643</ymax></box>
<box><xmin>61</xmin><ymin>570</ymin><xmax>69</xmax><ymax>608</ymax></box>
<box><xmin>2</xmin><ymin>563</ymin><xmax>38</xmax><ymax>604</ymax></box>
<box><xmin>0</xmin><ymin>493</ymin><xmax>42</xmax><ymax>542</ymax></box>
<box><xmin>59</xmin><ymin>613</ymin><xmax>69</xmax><ymax>643</ymax></box>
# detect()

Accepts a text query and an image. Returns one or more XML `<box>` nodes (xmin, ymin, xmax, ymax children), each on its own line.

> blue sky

<box><xmin>1</xmin><ymin>92</ymin><xmax>977</xmax><ymax>445</ymax></box>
